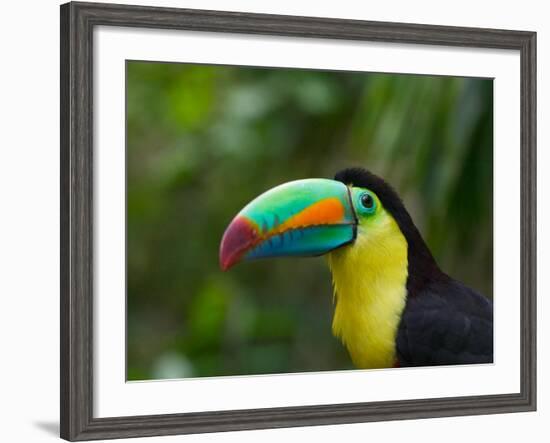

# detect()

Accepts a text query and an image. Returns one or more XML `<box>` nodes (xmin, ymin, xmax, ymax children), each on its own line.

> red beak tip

<box><xmin>219</xmin><ymin>251</ymin><xmax>229</xmax><ymax>271</ymax></box>
<box><xmin>219</xmin><ymin>216</ymin><xmax>259</xmax><ymax>272</ymax></box>
<box><xmin>219</xmin><ymin>240</ymin><xmax>237</xmax><ymax>271</ymax></box>
<box><xmin>219</xmin><ymin>260</ymin><xmax>231</xmax><ymax>272</ymax></box>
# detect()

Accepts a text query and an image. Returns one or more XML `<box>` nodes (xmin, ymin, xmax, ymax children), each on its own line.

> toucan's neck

<box><xmin>327</xmin><ymin>215</ymin><xmax>409</xmax><ymax>369</ymax></box>
<box><xmin>333</xmin><ymin>167</ymin><xmax>445</xmax><ymax>297</ymax></box>
<box><xmin>389</xmin><ymin>206</ymin><xmax>445</xmax><ymax>297</ymax></box>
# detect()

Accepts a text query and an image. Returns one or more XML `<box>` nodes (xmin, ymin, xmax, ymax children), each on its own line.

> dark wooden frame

<box><xmin>60</xmin><ymin>1</ymin><xmax>537</xmax><ymax>441</ymax></box>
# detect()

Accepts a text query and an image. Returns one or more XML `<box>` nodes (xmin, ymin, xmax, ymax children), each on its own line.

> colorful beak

<box><xmin>219</xmin><ymin>179</ymin><xmax>357</xmax><ymax>271</ymax></box>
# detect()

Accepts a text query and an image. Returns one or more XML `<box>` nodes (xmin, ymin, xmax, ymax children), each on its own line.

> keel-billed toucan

<box><xmin>219</xmin><ymin>168</ymin><xmax>493</xmax><ymax>369</ymax></box>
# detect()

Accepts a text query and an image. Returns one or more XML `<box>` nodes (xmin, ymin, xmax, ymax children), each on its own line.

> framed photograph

<box><xmin>60</xmin><ymin>1</ymin><xmax>536</xmax><ymax>440</ymax></box>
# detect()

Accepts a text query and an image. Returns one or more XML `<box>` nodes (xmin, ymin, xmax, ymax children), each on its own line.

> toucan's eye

<box><xmin>359</xmin><ymin>193</ymin><xmax>375</xmax><ymax>212</ymax></box>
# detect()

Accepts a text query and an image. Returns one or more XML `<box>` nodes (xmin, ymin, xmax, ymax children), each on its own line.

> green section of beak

<box><xmin>219</xmin><ymin>179</ymin><xmax>357</xmax><ymax>270</ymax></box>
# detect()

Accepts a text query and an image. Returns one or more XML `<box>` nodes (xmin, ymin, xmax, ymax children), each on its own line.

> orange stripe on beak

<box><xmin>275</xmin><ymin>197</ymin><xmax>345</xmax><ymax>233</ymax></box>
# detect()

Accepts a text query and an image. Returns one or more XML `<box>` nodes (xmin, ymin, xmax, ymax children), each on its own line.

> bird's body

<box><xmin>220</xmin><ymin>167</ymin><xmax>493</xmax><ymax>369</ymax></box>
<box><xmin>328</xmin><ymin>168</ymin><xmax>493</xmax><ymax>367</ymax></box>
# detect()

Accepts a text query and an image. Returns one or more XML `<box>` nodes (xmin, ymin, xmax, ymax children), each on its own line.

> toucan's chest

<box><xmin>328</xmin><ymin>218</ymin><xmax>408</xmax><ymax>369</ymax></box>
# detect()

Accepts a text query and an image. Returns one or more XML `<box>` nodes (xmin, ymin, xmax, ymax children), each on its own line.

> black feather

<box><xmin>396</xmin><ymin>279</ymin><xmax>493</xmax><ymax>366</ymax></box>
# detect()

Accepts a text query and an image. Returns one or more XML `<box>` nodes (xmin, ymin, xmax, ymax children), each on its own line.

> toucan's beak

<box><xmin>219</xmin><ymin>179</ymin><xmax>357</xmax><ymax>271</ymax></box>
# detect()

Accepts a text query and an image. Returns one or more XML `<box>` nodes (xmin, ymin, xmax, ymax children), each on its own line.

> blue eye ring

<box><xmin>358</xmin><ymin>192</ymin><xmax>376</xmax><ymax>214</ymax></box>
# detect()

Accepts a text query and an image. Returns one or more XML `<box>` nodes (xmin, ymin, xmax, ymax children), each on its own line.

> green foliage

<box><xmin>127</xmin><ymin>61</ymin><xmax>493</xmax><ymax>380</ymax></box>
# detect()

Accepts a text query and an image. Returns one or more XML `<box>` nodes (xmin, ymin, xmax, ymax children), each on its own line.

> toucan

<box><xmin>219</xmin><ymin>168</ymin><xmax>493</xmax><ymax>369</ymax></box>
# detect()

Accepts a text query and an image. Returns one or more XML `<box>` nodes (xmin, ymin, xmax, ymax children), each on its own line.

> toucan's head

<box><xmin>219</xmin><ymin>167</ymin><xmax>428</xmax><ymax>273</ymax></box>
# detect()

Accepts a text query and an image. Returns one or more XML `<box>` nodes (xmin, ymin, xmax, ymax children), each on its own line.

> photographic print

<box><xmin>61</xmin><ymin>3</ymin><xmax>536</xmax><ymax>439</ymax></box>
<box><xmin>126</xmin><ymin>62</ymin><xmax>493</xmax><ymax>380</ymax></box>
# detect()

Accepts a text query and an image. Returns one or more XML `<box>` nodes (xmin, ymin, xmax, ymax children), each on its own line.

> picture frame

<box><xmin>60</xmin><ymin>1</ymin><xmax>536</xmax><ymax>441</ymax></box>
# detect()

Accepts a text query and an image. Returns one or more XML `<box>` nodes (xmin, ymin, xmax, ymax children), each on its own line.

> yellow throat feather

<box><xmin>328</xmin><ymin>209</ymin><xmax>408</xmax><ymax>369</ymax></box>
